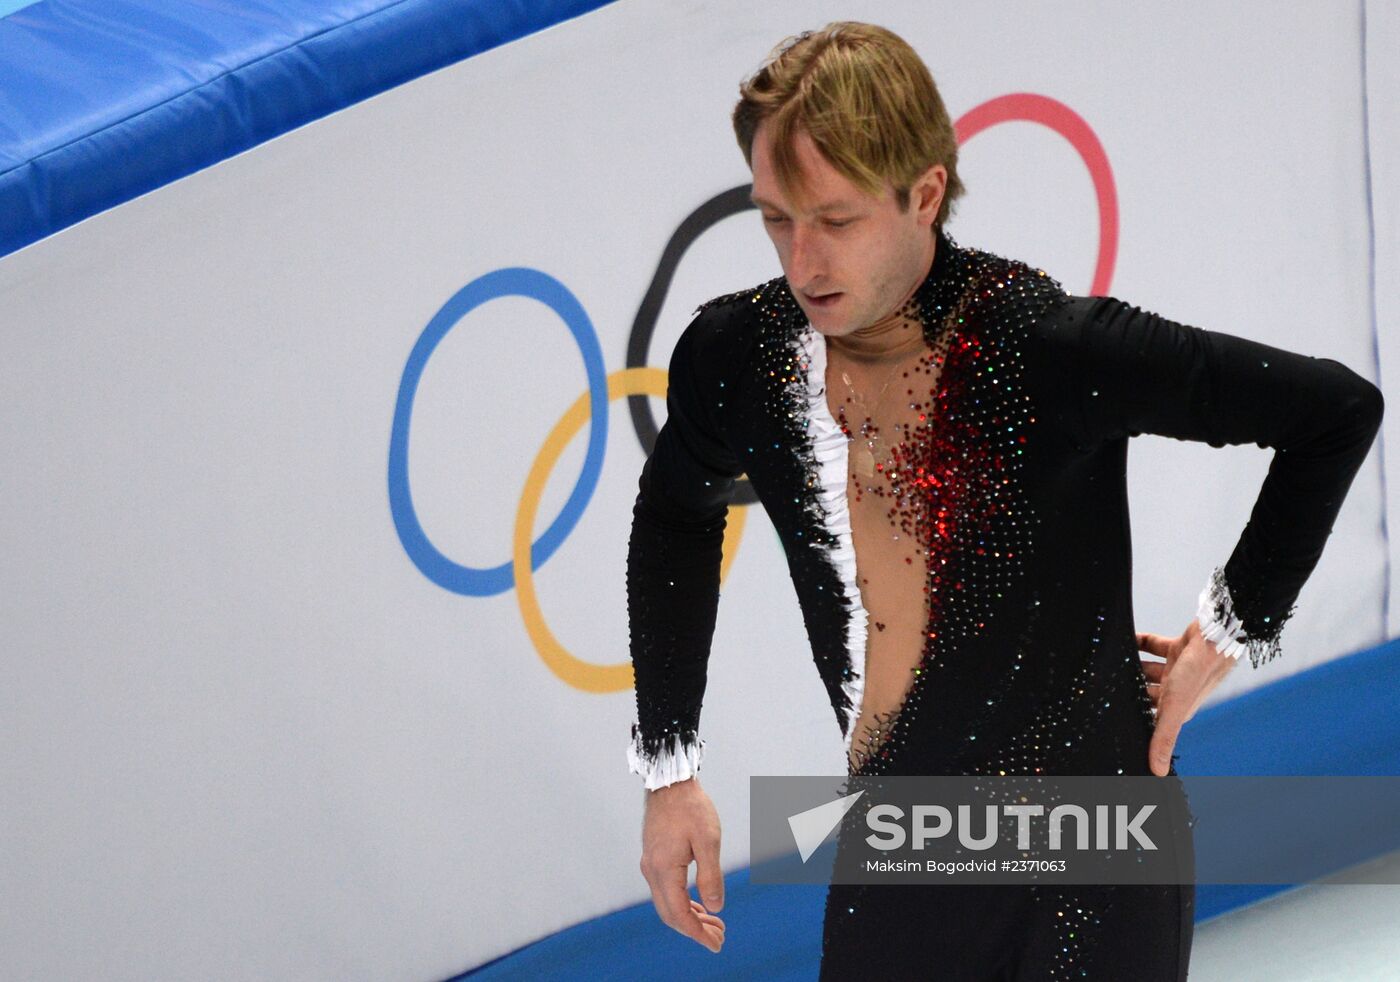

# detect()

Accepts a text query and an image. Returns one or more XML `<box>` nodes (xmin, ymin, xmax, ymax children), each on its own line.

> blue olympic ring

<box><xmin>388</xmin><ymin>267</ymin><xmax>609</xmax><ymax>597</ymax></box>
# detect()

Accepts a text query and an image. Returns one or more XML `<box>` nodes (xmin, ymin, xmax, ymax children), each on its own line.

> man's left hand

<box><xmin>1137</xmin><ymin>619</ymin><xmax>1238</xmax><ymax>777</ymax></box>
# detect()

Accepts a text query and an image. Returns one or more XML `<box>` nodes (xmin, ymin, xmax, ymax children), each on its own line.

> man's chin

<box><xmin>810</xmin><ymin>321</ymin><xmax>860</xmax><ymax>338</ymax></box>
<box><xmin>803</xmin><ymin>305</ymin><xmax>860</xmax><ymax>335</ymax></box>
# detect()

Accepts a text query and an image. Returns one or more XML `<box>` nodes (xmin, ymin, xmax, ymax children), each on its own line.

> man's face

<box><xmin>748</xmin><ymin>118</ymin><xmax>946</xmax><ymax>337</ymax></box>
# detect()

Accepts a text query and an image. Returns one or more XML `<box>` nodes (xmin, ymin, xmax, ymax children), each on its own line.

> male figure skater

<box><xmin>625</xmin><ymin>21</ymin><xmax>1383</xmax><ymax>979</ymax></box>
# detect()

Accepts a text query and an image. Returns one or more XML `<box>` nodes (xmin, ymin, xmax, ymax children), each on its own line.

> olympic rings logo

<box><xmin>388</xmin><ymin>93</ymin><xmax>1118</xmax><ymax>693</ymax></box>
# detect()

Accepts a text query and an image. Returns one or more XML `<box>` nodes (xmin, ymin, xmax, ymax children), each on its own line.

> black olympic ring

<box><xmin>625</xmin><ymin>183</ymin><xmax>762</xmax><ymax>506</ymax></box>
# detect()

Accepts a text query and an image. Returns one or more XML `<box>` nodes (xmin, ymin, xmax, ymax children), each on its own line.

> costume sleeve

<box><xmin>1045</xmin><ymin>294</ymin><xmax>1384</xmax><ymax>667</ymax></box>
<box><xmin>626</xmin><ymin>306</ymin><xmax>743</xmax><ymax>789</ymax></box>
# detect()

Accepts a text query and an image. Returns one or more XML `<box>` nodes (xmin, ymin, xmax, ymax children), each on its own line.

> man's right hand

<box><xmin>639</xmin><ymin>777</ymin><xmax>726</xmax><ymax>953</ymax></box>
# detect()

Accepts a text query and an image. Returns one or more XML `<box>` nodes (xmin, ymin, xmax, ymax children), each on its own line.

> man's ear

<box><xmin>913</xmin><ymin>163</ymin><xmax>947</xmax><ymax>225</ymax></box>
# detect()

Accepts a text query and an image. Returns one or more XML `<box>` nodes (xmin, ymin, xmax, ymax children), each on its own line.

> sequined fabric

<box><xmin>624</xmin><ymin>224</ymin><xmax>1382</xmax><ymax>977</ymax></box>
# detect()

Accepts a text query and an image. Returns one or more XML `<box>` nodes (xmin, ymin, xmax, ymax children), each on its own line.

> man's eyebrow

<box><xmin>748</xmin><ymin>193</ymin><xmax>857</xmax><ymax>215</ymax></box>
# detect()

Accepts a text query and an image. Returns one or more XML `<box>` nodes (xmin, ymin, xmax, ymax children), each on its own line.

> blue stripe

<box><xmin>0</xmin><ymin>0</ymin><xmax>616</xmax><ymax>257</ymax></box>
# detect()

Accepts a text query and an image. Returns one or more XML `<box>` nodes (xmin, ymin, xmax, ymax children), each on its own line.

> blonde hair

<box><xmin>732</xmin><ymin>21</ymin><xmax>965</xmax><ymax>229</ymax></box>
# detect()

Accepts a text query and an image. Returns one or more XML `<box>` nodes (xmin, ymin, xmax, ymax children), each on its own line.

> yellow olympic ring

<box><xmin>513</xmin><ymin>366</ymin><xmax>749</xmax><ymax>692</ymax></box>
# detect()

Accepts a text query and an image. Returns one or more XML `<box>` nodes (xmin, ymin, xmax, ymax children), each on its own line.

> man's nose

<box><xmin>787</xmin><ymin>223</ymin><xmax>824</xmax><ymax>292</ymax></box>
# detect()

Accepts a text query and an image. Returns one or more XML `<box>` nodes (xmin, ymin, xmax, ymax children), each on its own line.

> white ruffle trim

<box><xmin>1196</xmin><ymin>572</ymin><xmax>1247</xmax><ymax>659</ymax></box>
<box><xmin>627</xmin><ymin>728</ymin><xmax>705</xmax><ymax>791</ymax></box>
<box><xmin>798</xmin><ymin>324</ymin><xmax>870</xmax><ymax>758</ymax></box>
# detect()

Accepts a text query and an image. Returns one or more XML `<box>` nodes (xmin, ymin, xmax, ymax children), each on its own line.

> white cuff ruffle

<box><xmin>627</xmin><ymin>728</ymin><xmax>705</xmax><ymax>790</ymax></box>
<box><xmin>1196</xmin><ymin>571</ymin><xmax>1248</xmax><ymax>659</ymax></box>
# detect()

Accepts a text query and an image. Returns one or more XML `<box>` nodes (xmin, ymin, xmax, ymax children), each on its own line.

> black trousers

<box><xmin>819</xmin><ymin>880</ymin><xmax>1195</xmax><ymax>980</ymax></box>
